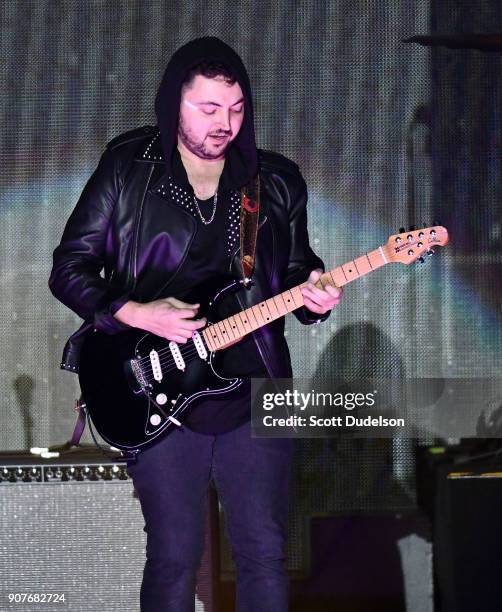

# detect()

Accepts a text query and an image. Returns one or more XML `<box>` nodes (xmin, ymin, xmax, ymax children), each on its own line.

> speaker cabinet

<box><xmin>434</xmin><ymin>463</ymin><xmax>502</xmax><ymax>612</ymax></box>
<box><xmin>0</xmin><ymin>450</ymin><xmax>218</xmax><ymax>612</ymax></box>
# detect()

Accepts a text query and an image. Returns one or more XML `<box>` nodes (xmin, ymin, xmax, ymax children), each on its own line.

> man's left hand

<box><xmin>300</xmin><ymin>268</ymin><xmax>343</xmax><ymax>315</ymax></box>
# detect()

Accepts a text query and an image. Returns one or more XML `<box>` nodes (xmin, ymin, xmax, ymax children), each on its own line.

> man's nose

<box><xmin>215</xmin><ymin>109</ymin><xmax>231</xmax><ymax>131</ymax></box>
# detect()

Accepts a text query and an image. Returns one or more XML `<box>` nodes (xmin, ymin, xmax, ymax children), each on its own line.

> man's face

<box><xmin>178</xmin><ymin>74</ymin><xmax>245</xmax><ymax>160</ymax></box>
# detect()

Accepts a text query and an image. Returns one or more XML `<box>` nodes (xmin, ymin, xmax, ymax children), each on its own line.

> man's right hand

<box><xmin>114</xmin><ymin>297</ymin><xmax>207</xmax><ymax>343</ymax></box>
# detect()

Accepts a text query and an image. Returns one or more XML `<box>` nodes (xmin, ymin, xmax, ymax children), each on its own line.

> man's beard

<box><xmin>178</xmin><ymin>115</ymin><xmax>231</xmax><ymax>159</ymax></box>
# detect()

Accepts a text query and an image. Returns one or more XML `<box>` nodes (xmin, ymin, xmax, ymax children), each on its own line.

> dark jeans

<box><xmin>126</xmin><ymin>418</ymin><xmax>294</xmax><ymax>612</ymax></box>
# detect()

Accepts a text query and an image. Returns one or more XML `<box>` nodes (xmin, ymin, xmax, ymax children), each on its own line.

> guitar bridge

<box><xmin>130</xmin><ymin>358</ymin><xmax>148</xmax><ymax>389</ymax></box>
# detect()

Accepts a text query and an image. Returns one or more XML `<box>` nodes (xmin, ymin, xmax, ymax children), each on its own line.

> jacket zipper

<box><xmin>129</xmin><ymin>164</ymin><xmax>155</xmax><ymax>291</ymax></box>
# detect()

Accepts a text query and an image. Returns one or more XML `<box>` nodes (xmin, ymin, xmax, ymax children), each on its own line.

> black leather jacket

<box><xmin>49</xmin><ymin>125</ymin><xmax>330</xmax><ymax>377</ymax></box>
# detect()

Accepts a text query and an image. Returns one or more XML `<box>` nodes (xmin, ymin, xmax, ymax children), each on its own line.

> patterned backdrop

<box><xmin>1</xmin><ymin>1</ymin><xmax>501</xmax><ymax>519</ymax></box>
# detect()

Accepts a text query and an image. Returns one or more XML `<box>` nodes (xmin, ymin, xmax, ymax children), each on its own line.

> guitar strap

<box><xmin>239</xmin><ymin>173</ymin><xmax>260</xmax><ymax>286</ymax></box>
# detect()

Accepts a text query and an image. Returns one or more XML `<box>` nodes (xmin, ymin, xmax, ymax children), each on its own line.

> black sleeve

<box><xmin>282</xmin><ymin>167</ymin><xmax>331</xmax><ymax>326</ymax></box>
<box><xmin>48</xmin><ymin>147</ymin><xmax>131</xmax><ymax>334</ymax></box>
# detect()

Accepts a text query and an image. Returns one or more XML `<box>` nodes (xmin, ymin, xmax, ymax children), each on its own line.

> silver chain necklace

<box><xmin>193</xmin><ymin>191</ymin><xmax>218</xmax><ymax>225</ymax></box>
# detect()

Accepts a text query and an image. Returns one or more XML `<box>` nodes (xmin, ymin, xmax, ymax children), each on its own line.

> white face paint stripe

<box><xmin>183</xmin><ymin>99</ymin><xmax>244</xmax><ymax>111</ymax></box>
<box><xmin>183</xmin><ymin>99</ymin><xmax>199</xmax><ymax>110</ymax></box>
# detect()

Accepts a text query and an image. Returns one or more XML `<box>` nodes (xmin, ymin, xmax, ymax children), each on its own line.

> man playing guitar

<box><xmin>49</xmin><ymin>36</ymin><xmax>341</xmax><ymax>612</ymax></box>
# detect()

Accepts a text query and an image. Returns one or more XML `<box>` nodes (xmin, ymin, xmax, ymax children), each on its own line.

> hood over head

<box><xmin>154</xmin><ymin>36</ymin><xmax>258</xmax><ymax>187</ymax></box>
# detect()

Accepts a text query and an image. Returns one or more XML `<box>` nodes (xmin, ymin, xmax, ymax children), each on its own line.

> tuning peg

<box><xmin>416</xmin><ymin>256</ymin><xmax>425</xmax><ymax>264</ymax></box>
<box><xmin>409</xmin><ymin>225</ymin><xmax>417</xmax><ymax>231</ymax></box>
<box><xmin>426</xmin><ymin>249</ymin><xmax>435</xmax><ymax>256</ymax></box>
<box><xmin>399</xmin><ymin>227</ymin><xmax>406</xmax><ymax>233</ymax></box>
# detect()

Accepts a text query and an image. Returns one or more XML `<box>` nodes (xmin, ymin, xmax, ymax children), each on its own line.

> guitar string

<box><xmin>135</xmin><ymin>295</ymin><xmax>297</xmax><ymax>381</ymax></box>
<box><xmin>136</xmin><ymin>330</ymin><xmax>242</xmax><ymax>368</ymax></box>
<box><xmin>145</xmin><ymin>346</ymin><xmax>205</xmax><ymax>377</ymax></box>
<box><xmin>136</xmin><ymin>316</ymin><xmax>260</xmax><ymax>365</ymax></box>
<box><xmin>135</xmin><ymin>318</ymin><xmax>261</xmax><ymax>366</ymax></box>
<box><xmin>137</xmin><ymin>339</ymin><xmax>204</xmax><ymax>366</ymax></box>
<box><xmin>135</xmin><ymin>293</ymin><xmax>296</xmax><ymax>367</ymax></box>
<box><xmin>139</xmin><ymin>330</ymin><xmax>257</xmax><ymax>384</ymax></box>
<box><xmin>135</xmin><ymin>245</ymin><xmax>422</xmax><ymax>383</ymax></box>
<box><xmin>141</xmin><ymin>344</ymin><xmax>230</xmax><ymax>385</ymax></box>
<box><xmin>143</xmin><ymin>357</ymin><xmax>212</xmax><ymax>386</ymax></box>
<box><xmin>135</xmin><ymin>318</ymin><xmax>249</xmax><ymax>365</ymax></box>
<box><xmin>138</xmin><ymin>316</ymin><xmax>264</xmax><ymax>374</ymax></box>
<box><xmin>136</xmin><ymin>312</ymin><xmax>279</xmax><ymax>384</ymax></box>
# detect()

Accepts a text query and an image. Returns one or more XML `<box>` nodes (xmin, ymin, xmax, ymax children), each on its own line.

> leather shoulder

<box><xmin>106</xmin><ymin>125</ymin><xmax>156</xmax><ymax>151</ymax></box>
<box><xmin>258</xmin><ymin>149</ymin><xmax>302</xmax><ymax>179</ymax></box>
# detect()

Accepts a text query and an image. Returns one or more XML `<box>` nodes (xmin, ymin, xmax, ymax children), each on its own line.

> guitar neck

<box><xmin>202</xmin><ymin>246</ymin><xmax>388</xmax><ymax>352</ymax></box>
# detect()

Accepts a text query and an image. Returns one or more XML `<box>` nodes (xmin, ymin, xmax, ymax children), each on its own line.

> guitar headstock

<box><xmin>385</xmin><ymin>225</ymin><xmax>449</xmax><ymax>264</ymax></box>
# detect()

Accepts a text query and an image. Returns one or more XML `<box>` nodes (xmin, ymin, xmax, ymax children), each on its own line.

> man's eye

<box><xmin>202</xmin><ymin>109</ymin><xmax>216</xmax><ymax>115</ymax></box>
<box><xmin>232</xmin><ymin>106</ymin><xmax>244</xmax><ymax>113</ymax></box>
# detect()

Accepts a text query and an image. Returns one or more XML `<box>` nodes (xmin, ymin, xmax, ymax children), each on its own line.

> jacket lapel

<box><xmin>132</xmin><ymin>190</ymin><xmax>197</xmax><ymax>300</ymax></box>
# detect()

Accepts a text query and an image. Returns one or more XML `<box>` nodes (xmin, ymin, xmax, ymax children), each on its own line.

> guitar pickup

<box><xmin>169</xmin><ymin>342</ymin><xmax>186</xmax><ymax>371</ymax></box>
<box><xmin>192</xmin><ymin>331</ymin><xmax>208</xmax><ymax>360</ymax></box>
<box><xmin>149</xmin><ymin>349</ymin><xmax>163</xmax><ymax>381</ymax></box>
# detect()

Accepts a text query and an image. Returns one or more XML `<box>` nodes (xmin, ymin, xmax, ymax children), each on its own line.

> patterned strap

<box><xmin>240</xmin><ymin>174</ymin><xmax>260</xmax><ymax>283</ymax></box>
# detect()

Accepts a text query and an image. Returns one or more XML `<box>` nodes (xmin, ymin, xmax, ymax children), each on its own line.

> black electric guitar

<box><xmin>78</xmin><ymin>226</ymin><xmax>449</xmax><ymax>451</ymax></box>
